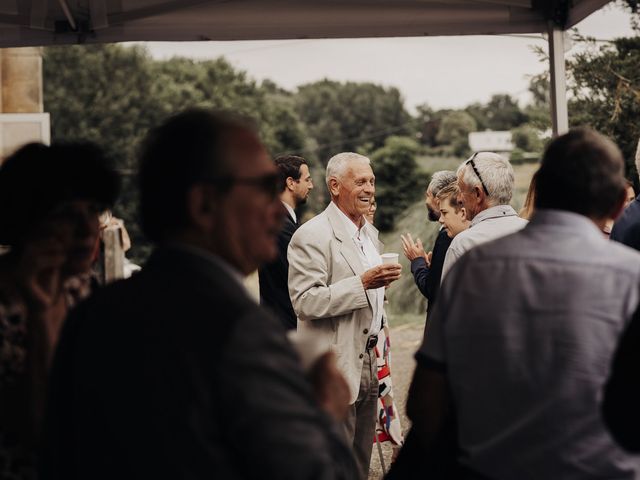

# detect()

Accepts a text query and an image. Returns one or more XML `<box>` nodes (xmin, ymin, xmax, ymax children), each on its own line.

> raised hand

<box><xmin>401</xmin><ymin>233</ymin><xmax>426</xmax><ymax>261</ymax></box>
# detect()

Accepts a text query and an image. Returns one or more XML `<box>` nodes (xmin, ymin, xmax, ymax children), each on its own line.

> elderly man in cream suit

<box><xmin>288</xmin><ymin>152</ymin><xmax>402</xmax><ymax>479</ymax></box>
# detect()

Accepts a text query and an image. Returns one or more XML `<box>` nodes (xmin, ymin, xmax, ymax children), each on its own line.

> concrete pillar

<box><xmin>0</xmin><ymin>47</ymin><xmax>43</xmax><ymax>113</ymax></box>
<box><xmin>548</xmin><ymin>23</ymin><xmax>569</xmax><ymax>137</ymax></box>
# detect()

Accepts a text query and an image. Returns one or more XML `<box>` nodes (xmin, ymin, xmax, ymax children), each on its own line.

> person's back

<box><xmin>409</xmin><ymin>128</ymin><xmax>640</xmax><ymax>479</ymax></box>
<box><xmin>437</xmin><ymin>212</ymin><xmax>640</xmax><ymax>478</ymax></box>
<box><xmin>44</xmin><ymin>247</ymin><xmax>351</xmax><ymax>479</ymax></box>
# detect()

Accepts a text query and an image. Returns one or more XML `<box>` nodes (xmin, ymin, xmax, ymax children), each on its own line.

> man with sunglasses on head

<box><xmin>42</xmin><ymin>109</ymin><xmax>357</xmax><ymax>480</ymax></box>
<box><xmin>259</xmin><ymin>155</ymin><xmax>313</xmax><ymax>330</ymax></box>
<box><xmin>440</xmin><ymin>151</ymin><xmax>527</xmax><ymax>280</ymax></box>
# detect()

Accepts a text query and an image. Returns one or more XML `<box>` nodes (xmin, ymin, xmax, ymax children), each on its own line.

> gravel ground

<box><xmin>367</xmin><ymin>322</ymin><xmax>423</xmax><ymax>480</ymax></box>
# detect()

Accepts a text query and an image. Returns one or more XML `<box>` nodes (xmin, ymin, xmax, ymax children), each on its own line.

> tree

<box><xmin>568</xmin><ymin>36</ymin><xmax>640</xmax><ymax>180</ymax></box>
<box><xmin>511</xmin><ymin>124</ymin><xmax>543</xmax><ymax>153</ymax></box>
<box><xmin>43</xmin><ymin>44</ymin><xmax>307</xmax><ymax>262</ymax></box>
<box><xmin>294</xmin><ymin>80</ymin><xmax>412</xmax><ymax>163</ymax></box>
<box><xmin>435</xmin><ymin>111</ymin><xmax>476</xmax><ymax>156</ymax></box>
<box><xmin>370</xmin><ymin>136</ymin><xmax>427</xmax><ymax>231</ymax></box>
<box><xmin>483</xmin><ymin>94</ymin><xmax>528</xmax><ymax>131</ymax></box>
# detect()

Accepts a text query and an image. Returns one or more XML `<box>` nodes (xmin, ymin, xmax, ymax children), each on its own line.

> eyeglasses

<box><xmin>465</xmin><ymin>152</ymin><xmax>490</xmax><ymax>196</ymax></box>
<box><xmin>206</xmin><ymin>172</ymin><xmax>280</xmax><ymax>199</ymax></box>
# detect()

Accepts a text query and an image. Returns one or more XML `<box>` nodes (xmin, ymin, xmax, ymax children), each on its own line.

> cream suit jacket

<box><xmin>288</xmin><ymin>201</ymin><xmax>382</xmax><ymax>404</ymax></box>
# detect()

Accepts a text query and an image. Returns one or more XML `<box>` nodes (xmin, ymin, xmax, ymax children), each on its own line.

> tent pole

<box><xmin>548</xmin><ymin>22</ymin><xmax>569</xmax><ymax>137</ymax></box>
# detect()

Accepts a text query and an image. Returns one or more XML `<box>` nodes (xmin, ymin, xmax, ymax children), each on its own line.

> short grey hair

<box><xmin>427</xmin><ymin>170</ymin><xmax>456</xmax><ymax>196</ymax></box>
<box><xmin>635</xmin><ymin>137</ymin><xmax>640</xmax><ymax>183</ymax></box>
<box><xmin>457</xmin><ymin>152</ymin><xmax>514</xmax><ymax>206</ymax></box>
<box><xmin>325</xmin><ymin>152</ymin><xmax>370</xmax><ymax>189</ymax></box>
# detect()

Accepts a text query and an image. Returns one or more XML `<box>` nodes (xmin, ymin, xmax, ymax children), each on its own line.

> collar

<box><xmin>282</xmin><ymin>201</ymin><xmax>296</xmax><ymax>223</ymax></box>
<box><xmin>470</xmin><ymin>204</ymin><xmax>519</xmax><ymax>227</ymax></box>
<box><xmin>166</xmin><ymin>242</ymin><xmax>247</xmax><ymax>289</ymax></box>
<box><xmin>528</xmin><ymin>209</ymin><xmax>605</xmax><ymax>241</ymax></box>
<box><xmin>331</xmin><ymin>201</ymin><xmax>366</xmax><ymax>239</ymax></box>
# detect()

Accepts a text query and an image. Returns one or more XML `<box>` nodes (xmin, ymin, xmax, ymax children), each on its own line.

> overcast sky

<box><xmin>140</xmin><ymin>5</ymin><xmax>635</xmax><ymax>112</ymax></box>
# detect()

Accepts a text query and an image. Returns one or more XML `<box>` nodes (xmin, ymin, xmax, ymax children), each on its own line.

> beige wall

<box><xmin>0</xmin><ymin>47</ymin><xmax>47</xmax><ymax>161</ymax></box>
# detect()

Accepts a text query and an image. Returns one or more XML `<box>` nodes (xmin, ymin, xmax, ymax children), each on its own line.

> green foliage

<box><xmin>511</xmin><ymin>124</ymin><xmax>543</xmax><ymax>153</ymax></box>
<box><xmin>294</xmin><ymin>80</ymin><xmax>412</xmax><ymax>163</ymax></box>
<box><xmin>370</xmin><ymin>136</ymin><xmax>427</xmax><ymax>231</ymax></box>
<box><xmin>435</xmin><ymin>111</ymin><xmax>476</xmax><ymax>157</ymax></box>
<box><xmin>464</xmin><ymin>94</ymin><xmax>528</xmax><ymax>132</ymax></box>
<box><xmin>567</xmin><ymin>36</ymin><xmax>640</xmax><ymax>180</ymax></box>
<box><xmin>43</xmin><ymin>44</ymin><xmax>307</xmax><ymax>263</ymax></box>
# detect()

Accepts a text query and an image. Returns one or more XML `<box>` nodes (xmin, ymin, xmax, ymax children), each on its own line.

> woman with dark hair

<box><xmin>0</xmin><ymin>142</ymin><xmax>119</xmax><ymax>479</ymax></box>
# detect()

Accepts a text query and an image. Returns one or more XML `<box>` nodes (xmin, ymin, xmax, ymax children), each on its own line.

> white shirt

<box><xmin>282</xmin><ymin>201</ymin><xmax>297</xmax><ymax>224</ymax></box>
<box><xmin>334</xmin><ymin>206</ymin><xmax>384</xmax><ymax>334</ymax></box>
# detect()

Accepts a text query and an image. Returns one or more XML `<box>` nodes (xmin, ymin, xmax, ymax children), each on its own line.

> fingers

<box><xmin>416</xmin><ymin>238</ymin><xmax>424</xmax><ymax>250</ymax></box>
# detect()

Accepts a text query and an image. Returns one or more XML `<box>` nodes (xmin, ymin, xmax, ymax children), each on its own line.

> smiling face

<box><xmin>438</xmin><ymin>194</ymin><xmax>469</xmax><ymax>238</ymax></box>
<box><xmin>330</xmin><ymin>159</ymin><xmax>375</xmax><ymax>226</ymax></box>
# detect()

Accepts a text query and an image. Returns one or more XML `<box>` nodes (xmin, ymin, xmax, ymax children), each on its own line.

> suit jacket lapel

<box><xmin>326</xmin><ymin>203</ymin><xmax>366</xmax><ymax>276</ymax></box>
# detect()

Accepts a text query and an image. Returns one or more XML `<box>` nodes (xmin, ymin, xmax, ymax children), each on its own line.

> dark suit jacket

<box><xmin>410</xmin><ymin>228</ymin><xmax>452</xmax><ymax>318</ymax></box>
<box><xmin>259</xmin><ymin>212</ymin><xmax>297</xmax><ymax>329</ymax></box>
<box><xmin>611</xmin><ymin>196</ymin><xmax>640</xmax><ymax>248</ymax></box>
<box><xmin>41</xmin><ymin>246</ymin><xmax>356</xmax><ymax>480</ymax></box>
<box><xmin>603</xmin><ymin>304</ymin><xmax>640</xmax><ymax>453</ymax></box>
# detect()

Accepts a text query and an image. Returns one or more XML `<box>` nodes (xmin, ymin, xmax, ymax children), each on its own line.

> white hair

<box><xmin>457</xmin><ymin>152</ymin><xmax>514</xmax><ymax>206</ymax></box>
<box><xmin>325</xmin><ymin>152</ymin><xmax>370</xmax><ymax>189</ymax></box>
<box><xmin>427</xmin><ymin>170</ymin><xmax>456</xmax><ymax>196</ymax></box>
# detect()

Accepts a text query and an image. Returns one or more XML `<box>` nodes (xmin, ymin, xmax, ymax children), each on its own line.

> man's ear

<box><xmin>474</xmin><ymin>185</ymin><xmax>485</xmax><ymax>205</ymax></box>
<box><xmin>285</xmin><ymin>176</ymin><xmax>296</xmax><ymax>192</ymax></box>
<box><xmin>328</xmin><ymin>178</ymin><xmax>340</xmax><ymax>198</ymax></box>
<box><xmin>186</xmin><ymin>184</ymin><xmax>218</xmax><ymax>232</ymax></box>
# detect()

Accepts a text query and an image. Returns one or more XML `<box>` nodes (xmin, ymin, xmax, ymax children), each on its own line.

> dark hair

<box><xmin>535</xmin><ymin>128</ymin><xmax>626</xmax><ymax>219</ymax></box>
<box><xmin>138</xmin><ymin>108</ymin><xmax>256</xmax><ymax>242</ymax></box>
<box><xmin>0</xmin><ymin>142</ymin><xmax>119</xmax><ymax>246</ymax></box>
<box><xmin>274</xmin><ymin>155</ymin><xmax>307</xmax><ymax>193</ymax></box>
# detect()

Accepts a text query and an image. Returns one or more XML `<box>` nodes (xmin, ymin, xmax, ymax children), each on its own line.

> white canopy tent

<box><xmin>0</xmin><ymin>0</ymin><xmax>618</xmax><ymax>133</ymax></box>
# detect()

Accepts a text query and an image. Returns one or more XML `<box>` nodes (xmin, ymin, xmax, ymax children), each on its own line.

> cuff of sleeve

<box><xmin>415</xmin><ymin>351</ymin><xmax>446</xmax><ymax>372</ymax></box>
<box><xmin>411</xmin><ymin>257</ymin><xmax>428</xmax><ymax>273</ymax></box>
<box><xmin>345</xmin><ymin>275</ymin><xmax>370</xmax><ymax>309</ymax></box>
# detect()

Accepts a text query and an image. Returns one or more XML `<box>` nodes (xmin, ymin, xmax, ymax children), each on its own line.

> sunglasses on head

<box><xmin>465</xmin><ymin>152</ymin><xmax>490</xmax><ymax>196</ymax></box>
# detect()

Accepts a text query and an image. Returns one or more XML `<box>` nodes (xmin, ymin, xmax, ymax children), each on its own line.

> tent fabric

<box><xmin>0</xmin><ymin>0</ymin><xmax>614</xmax><ymax>47</ymax></box>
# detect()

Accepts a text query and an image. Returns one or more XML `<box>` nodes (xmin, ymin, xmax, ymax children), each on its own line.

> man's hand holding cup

<box><xmin>361</xmin><ymin>254</ymin><xmax>402</xmax><ymax>290</ymax></box>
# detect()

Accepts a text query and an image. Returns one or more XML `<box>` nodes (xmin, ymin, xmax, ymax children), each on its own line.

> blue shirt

<box><xmin>420</xmin><ymin>209</ymin><xmax>640</xmax><ymax>479</ymax></box>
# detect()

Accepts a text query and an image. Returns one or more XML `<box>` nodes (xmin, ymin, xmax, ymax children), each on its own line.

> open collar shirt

<box><xmin>334</xmin><ymin>205</ymin><xmax>384</xmax><ymax>335</ymax></box>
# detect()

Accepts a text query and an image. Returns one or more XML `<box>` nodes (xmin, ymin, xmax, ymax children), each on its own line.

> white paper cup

<box><xmin>381</xmin><ymin>252</ymin><xmax>399</xmax><ymax>264</ymax></box>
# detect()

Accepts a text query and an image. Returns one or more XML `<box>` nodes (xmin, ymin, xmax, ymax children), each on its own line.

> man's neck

<box><xmin>280</xmin><ymin>191</ymin><xmax>297</xmax><ymax>210</ymax></box>
<box><xmin>332</xmin><ymin>201</ymin><xmax>364</xmax><ymax>229</ymax></box>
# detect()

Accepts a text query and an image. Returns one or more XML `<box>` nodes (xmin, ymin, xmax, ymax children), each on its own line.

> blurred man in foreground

<box><xmin>42</xmin><ymin>110</ymin><xmax>357</xmax><ymax>479</ymax></box>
